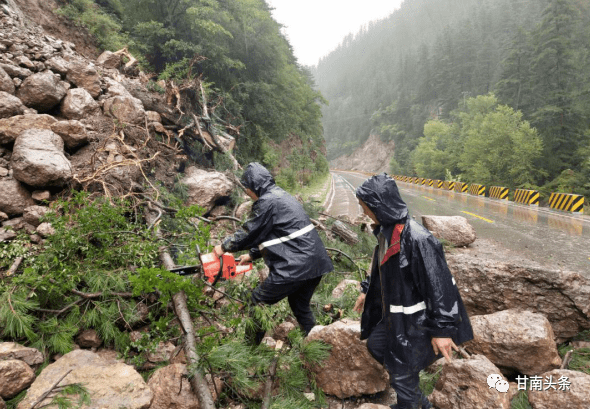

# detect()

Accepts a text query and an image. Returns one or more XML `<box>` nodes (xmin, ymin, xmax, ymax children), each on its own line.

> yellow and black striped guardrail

<box><xmin>469</xmin><ymin>184</ymin><xmax>486</xmax><ymax>196</ymax></box>
<box><xmin>435</xmin><ymin>180</ymin><xmax>444</xmax><ymax>189</ymax></box>
<box><xmin>514</xmin><ymin>189</ymin><xmax>540</xmax><ymax>206</ymax></box>
<box><xmin>489</xmin><ymin>186</ymin><xmax>509</xmax><ymax>200</ymax></box>
<box><xmin>442</xmin><ymin>181</ymin><xmax>454</xmax><ymax>190</ymax></box>
<box><xmin>454</xmin><ymin>182</ymin><xmax>468</xmax><ymax>193</ymax></box>
<box><xmin>548</xmin><ymin>193</ymin><xmax>584</xmax><ymax>213</ymax></box>
<box><xmin>426</xmin><ymin>179</ymin><xmax>434</xmax><ymax>187</ymax></box>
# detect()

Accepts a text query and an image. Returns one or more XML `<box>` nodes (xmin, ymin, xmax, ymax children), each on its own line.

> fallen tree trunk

<box><xmin>146</xmin><ymin>209</ymin><xmax>216</xmax><ymax>409</ymax></box>
<box><xmin>331</xmin><ymin>220</ymin><xmax>359</xmax><ymax>245</ymax></box>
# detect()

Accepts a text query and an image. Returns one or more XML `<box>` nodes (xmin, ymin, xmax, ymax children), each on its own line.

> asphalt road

<box><xmin>327</xmin><ymin>171</ymin><xmax>590</xmax><ymax>275</ymax></box>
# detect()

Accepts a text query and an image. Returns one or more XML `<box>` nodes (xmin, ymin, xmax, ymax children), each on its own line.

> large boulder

<box><xmin>307</xmin><ymin>319</ymin><xmax>389</xmax><ymax>399</ymax></box>
<box><xmin>447</xmin><ymin>252</ymin><xmax>590</xmax><ymax>342</ymax></box>
<box><xmin>103</xmin><ymin>95</ymin><xmax>145</xmax><ymax>125</ymax></box>
<box><xmin>465</xmin><ymin>309</ymin><xmax>562</xmax><ymax>375</ymax></box>
<box><xmin>51</xmin><ymin>120</ymin><xmax>88</xmax><ymax>149</ymax></box>
<box><xmin>331</xmin><ymin>279</ymin><xmax>361</xmax><ymax>299</ymax></box>
<box><xmin>181</xmin><ymin>167</ymin><xmax>234</xmax><ymax>211</ymax></box>
<box><xmin>0</xmin><ymin>342</ymin><xmax>44</xmax><ymax>367</ymax></box>
<box><xmin>528</xmin><ymin>369</ymin><xmax>590</xmax><ymax>409</ymax></box>
<box><xmin>0</xmin><ymin>63</ymin><xmax>32</xmax><ymax>79</ymax></box>
<box><xmin>0</xmin><ymin>91</ymin><xmax>26</xmax><ymax>118</ymax></box>
<box><xmin>0</xmin><ymin>67</ymin><xmax>15</xmax><ymax>94</ymax></box>
<box><xmin>0</xmin><ymin>359</ymin><xmax>35</xmax><ymax>399</ymax></box>
<box><xmin>0</xmin><ymin>178</ymin><xmax>34</xmax><ymax>216</ymax></box>
<box><xmin>11</xmin><ymin>129</ymin><xmax>72</xmax><ymax>187</ymax></box>
<box><xmin>421</xmin><ymin>215</ymin><xmax>476</xmax><ymax>247</ymax></box>
<box><xmin>16</xmin><ymin>70</ymin><xmax>68</xmax><ymax>111</ymax></box>
<box><xmin>45</xmin><ymin>56</ymin><xmax>70</xmax><ymax>76</ymax></box>
<box><xmin>430</xmin><ymin>355</ymin><xmax>511</xmax><ymax>409</ymax></box>
<box><xmin>66</xmin><ymin>61</ymin><xmax>101</xmax><ymax>98</ymax></box>
<box><xmin>17</xmin><ymin>350</ymin><xmax>153</xmax><ymax>409</ymax></box>
<box><xmin>96</xmin><ymin>51</ymin><xmax>121</xmax><ymax>69</ymax></box>
<box><xmin>147</xmin><ymin>364</ymin><xmax>222</xmax><ymax>409</ymax></box>
<box><xmin>0</xmin><ymin>114</ymin><xmax>57</xmax><ymax>144</ymax></box>
<box><xmin>60</xmin><ymin>88</ymin><xmax>100</xmax><ymax>120</ymax></box>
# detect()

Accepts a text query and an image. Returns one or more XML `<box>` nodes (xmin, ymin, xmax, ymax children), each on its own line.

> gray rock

<box><xmin>0</xmin><ymin>342</ymin><xmax>44</xmax><ymax>367</ymax></box>
<box><xmin>331</xmin><ymin>279</ymin><xmax>361</xmax><ymax>299</ymax></box>
<box><xmin>430</xmin><ymin>354</ymin><xmax>512</xmax><ymax>409</ymax></box>
<box><xmin>0</xmin><ymin>359</ymin><xmax>35</xmax><ymax>399</ymax></box>
<box><xmin>31</xmin><ymin>190</ymin><xmax>51</xmax><ymax>202</ymax></box>
<box><xmin>45</xmin><ymin>56</ymin><xmax>70</xmax><ymax>76</ymax></box>
<box><xmin>0</xmin><ymin>113</ymin><xmax>57</xmax><ymax>144</ymax></box>
<box><xmin>60</xmin><ymin>88</ymin><xmax>100</xmax><ymax>120</ymax></box>
<box><xmin>528</xmin><ymin>369</ymin><xmax>590</xmax><ymax>409</ymax></box>
<box><xmin>66</xmin><ymin>61</ymin><xmax>101</xmax><ymax>98</ymax></box>
<box><xmin>0</xmin><ymin>66</ymin><xmax>15</xmax><ymax>94</ymax></box>
<box><xmin>447</xmin><ymin>252</ymin><xmax>590</xmax><ymax>342</ymax></box>
<box><xmin>465</xmin><ymin>309</ymin><xmax>562</xmax><ymax>375</ymax></box>
<box><xmin>307</xmin><ymin>320</ymin><xmax>389</xmax><ymax>398</ymax></box>
<box><xmin>102</xmin><ymin>95</ymin><xmax>145</xmax><ymax>125</ymax></box>
<box><xmin>23</xmin><ymin>205</ymin><xmax>51</xmax><ymax>227</ymax></box>
<box><xmin>0</xmin><ymin>228</ymin><xmax>17</xmax><ymax>242</ymax></box>
<box><xmin>14</xmin><ymin>55</ymin><xmax>34</xmax><ymax>70</ymax></box>
<box><xmin>11</xmin><ymin>128</ymin><xmax>72</xmax><ymax>187</ymax></box>
<box><xmin>422</xmin><ymin>215</ymin><xmax>476</xmax><ymax>247</ymax></box>
<box><xmin>16</xmin><ymin>70</ymin><xmax>68</xmax><ymax>111</ymax></box>
<box><xmin>181</xmin><ymin>167</ymin><xmax>233</xmax><ymax>211</ymax></box>
<box><xmin>36</xmin><ymin>222</ymin><xmax>55</xmax><ymax>238</ymax></box>
<box><xmin>51</xmin><ymin>120</ymin><xmax>88</xmax><ymax>149</ymax></box>
<box><xmin>16</xmin><ymin>350</ymin><xmax>153</xmax><ymax>409</ymax></box>
<box><xmin>96</xmin><ymin>51</ymin><xmax>121</xmax><ymax>69</ymax></box>
<box><xmin>76</xmin><ymin>329</ymin><xmax>103</xmax><ymax>349</ymax></box>
<box><xmin>0</xmin><ymin>178</ymin><xmax>33</xmax><ymax>216</ymax></box>
<box><xmin>0</xmin><ymin>90</ymin><xmax>25</xmax><ymax>118</ymax></box>
<box><xmin>0</xmin><ymin>63</ymin><xmax>32</xmax><ymax>79</ymax></box>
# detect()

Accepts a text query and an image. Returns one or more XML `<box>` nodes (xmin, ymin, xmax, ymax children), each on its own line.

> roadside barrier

<box><xmin>469</xmin><ymin>184</ymin><xmax>486</xmax><ymax>196</ymax></box>
<box><xmin>489</xmin><ymin>186</ymin><xmax>509</xmax><ymax>200</ymax></box>
<box><xmin>548</xmin><ymin>193</ymin><xmax>584</xmax><ymax>214</ymax></box>
<box><xmin>426</xmin><ymin>179</ymin><xmax>433</xmax><ymax>187</ymax></box>
<box><xmin>454</xmin><ymin>182</ymin><xmax>468</xmax><ymax>193</ymax></box>
<box><xmin>435</xmin><ymin>180</ymin><xmax>443</xmax><ymax>189</ymax></box>
<box><xmin>514</xmin><ymin>189</ymin><xmax>539</xmax><ymax>206</ymax></box>
<box><xmin>443</xmin><ymin>181</ymin><xmax>455</xmax><ymax>190</ymax></box>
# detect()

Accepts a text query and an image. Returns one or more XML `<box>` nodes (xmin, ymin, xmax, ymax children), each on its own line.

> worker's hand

<box><xmin>431</xmin><ymin>337</ymin><xmax>459</xmax><ymax>363</ymax></box>
<box><xmin>213</xmin><ymin>244</ymin><xmax>224</xmax><ymax>258</ymax></box>
<box><xmin>353</xmin><ymin>293</ymin><xmax>366</xmax><ymax>313</ymax></box>
<box><xmin>238</xmin><ymin>254</ymin><xmax>252</xmax><ymax>265</ymax></box>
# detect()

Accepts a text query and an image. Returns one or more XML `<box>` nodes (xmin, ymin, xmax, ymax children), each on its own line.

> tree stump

<box><xmin>331</xmin><ymin>221</ymin><xmax>359</xmax><ymax>245</ymax></box>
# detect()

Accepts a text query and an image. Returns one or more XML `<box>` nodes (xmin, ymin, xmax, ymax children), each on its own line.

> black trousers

<box><xmin>366</xmin><ymin>322</ymin><xmax>431</xmax><ymax>409</ymax></box>
<box><xmin>246</xmin><ymin>276</ymin><xmax>322</xmax><ymax>345</ymax></box>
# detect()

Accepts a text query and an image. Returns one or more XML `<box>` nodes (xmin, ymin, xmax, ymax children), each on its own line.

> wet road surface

<box><xmin>328</xmin><ymin>171</ymin><xmax>590</xmax><ymax>276</ymax></box>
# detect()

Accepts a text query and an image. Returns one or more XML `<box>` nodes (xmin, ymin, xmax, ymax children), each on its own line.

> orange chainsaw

<box><xmin>169</xmin><ymin>245</ymin><xmax>253</xmax><ymax>285</ymax></box>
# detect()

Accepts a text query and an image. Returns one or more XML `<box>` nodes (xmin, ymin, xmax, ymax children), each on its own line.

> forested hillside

<box><xmin>313</xmin><ymin>0</ymin><xmax>590</xmax><ymax>197</ymax></box>
<box><xmin>58</xmin><ymin>0</ymin><xmax>328</xmax><ymax>187</ymax></box>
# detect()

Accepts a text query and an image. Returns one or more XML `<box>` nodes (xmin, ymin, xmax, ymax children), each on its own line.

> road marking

<box><xmin>462</xmin><ymin>211</ymin><xmax>495</xmax><ymax>224</ymax></box>
<box><xmin>423</xmin><ymin>196</ymin><xmax>436</xmax><ymax>201</ymax></box>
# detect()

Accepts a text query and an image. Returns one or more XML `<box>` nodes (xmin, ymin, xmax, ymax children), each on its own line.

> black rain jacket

<box><xmin>222</xmin><ymin>163</ymin><xmax>333</xmax><ymax>284</ymax></box>
<box><xmin>357</xmin><ymin>173</ymin><xmax>473</xmax><ymax>375</ymax></box>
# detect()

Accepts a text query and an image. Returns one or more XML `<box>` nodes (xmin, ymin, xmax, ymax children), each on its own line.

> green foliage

<box><xmin>419</xmin><ymin>365</ymin><xmax>442</xmax><ymax>396</ymax></box>
<box><xmin>0</xmin><ymin>191</ymin><xmax>210</xmax><ymax>356</ymax></box>
<box><xmin>511</xmin><ymin>391</ymin><xmax>533</xmax><ymax>409</ymax></box>
<box><xmin>55</xmin><ymin>0</ymin><xmax>128</xmax><ymax>50</ymax></box>
<box><xmin>49</xmin><ymin>383</ymin><xmax>91</xmax><ymax>409</ymax></box>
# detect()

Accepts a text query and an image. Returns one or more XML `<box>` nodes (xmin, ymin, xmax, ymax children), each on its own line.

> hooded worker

<box><xmin>354</xmin><ymin>173</ymin><xmax>473</xmax><ymax>409</ymax></box>
<box><xmin>214</xmin><ymin>162</ymin><xmax>333</xmax><ymax>344</ymax></box>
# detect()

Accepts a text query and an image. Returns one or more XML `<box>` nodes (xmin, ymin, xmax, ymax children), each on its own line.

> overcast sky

<box><xmin>266</xmin><ymin>0</ymin><xmax>405</xmax><ymax>66</ymax></box>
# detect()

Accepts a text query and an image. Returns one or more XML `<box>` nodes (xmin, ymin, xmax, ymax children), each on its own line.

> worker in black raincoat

<box><xmin>353</xmin><ymin>173</ymin><xmax>473</xmax><ymax>409</ymax></box>
<box><xmin>214</xmin><ymin>163</ymin><xmax>333</xmax><ymax>345</ymax></box>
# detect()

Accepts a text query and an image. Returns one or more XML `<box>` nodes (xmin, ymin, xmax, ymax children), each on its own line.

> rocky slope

<box><xmin>329</xmin><ymin>133</ymin><xmax>395</xmax><ymax>173</ymax></box>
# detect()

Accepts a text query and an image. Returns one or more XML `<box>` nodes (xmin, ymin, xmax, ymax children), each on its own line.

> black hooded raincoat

<box><xmin>356</xmin><ymin>173</ymin><xmax>473</xmax><ymax>376</ymax></box>
<box><xmin>222</xmin><ymin>163</ymin><xmax>333</xmax><ymax>284</ymax></box>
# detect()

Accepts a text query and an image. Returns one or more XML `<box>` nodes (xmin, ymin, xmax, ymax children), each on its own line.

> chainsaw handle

<box><xmin>211</xmin><ymin>254</ymin><xmax>223</xmax><ymax>286</ymax></box>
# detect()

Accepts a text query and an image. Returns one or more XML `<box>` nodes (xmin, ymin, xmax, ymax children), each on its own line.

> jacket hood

<box><xmin>240</xmin><ymin>162</ymin><xmax>275</xmax><ymax>197</ymax></box>
<box><xmin>356</xmin><ymin>173</ymin><xmax>408</xmax><ymax>226</ymax></box>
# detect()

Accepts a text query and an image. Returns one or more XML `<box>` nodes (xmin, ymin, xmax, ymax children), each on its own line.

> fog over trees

<box><xmin>312</xmin><ymin>0</ymin><xmax>590</xmax><ymax>197</ymax></box>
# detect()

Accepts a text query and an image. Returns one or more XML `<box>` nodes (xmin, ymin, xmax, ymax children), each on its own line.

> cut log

<box><xmin>331</xmin><ymin>220</ymin><xmax>359</xmax><ymax>245</ymax></box>
<box><xmin>146</xmin><ymin>209</ymin><xmax>216</xmax><ymax>409</ymax></box>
